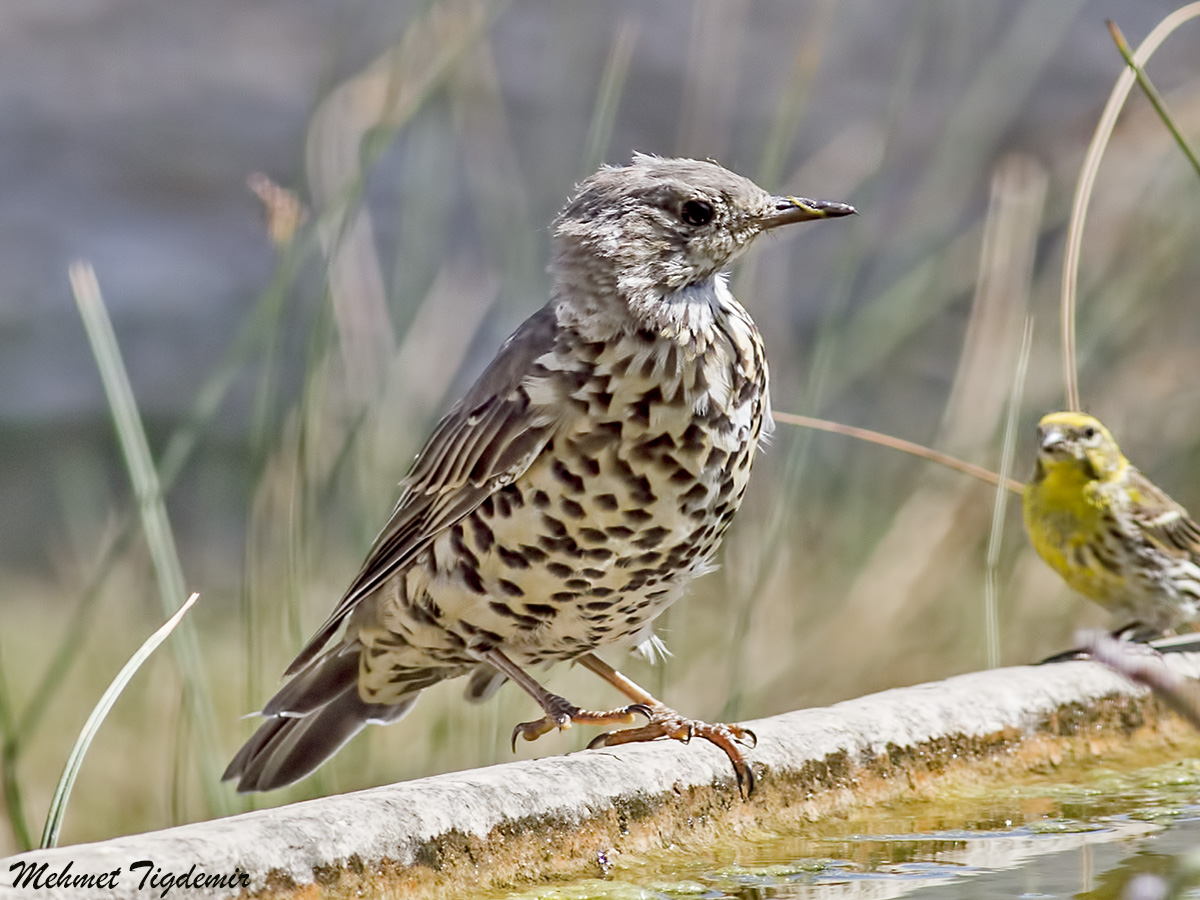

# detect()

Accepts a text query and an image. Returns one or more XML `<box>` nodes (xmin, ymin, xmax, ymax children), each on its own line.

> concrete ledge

<box><xmin>6</xmin><ymin>656</ymin><xmax>1200</xmax><ymax>899</ymax></box>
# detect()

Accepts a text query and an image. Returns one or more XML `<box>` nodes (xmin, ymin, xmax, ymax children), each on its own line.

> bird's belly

<box><xmin>1029</xmin><ymin>509</ymin><xmax>1195</xmax><ymax>626</ymax></box>
<box><xmin>1029</xmin><ymin>514</ymin><xmax>1128</xmax><ymax>606</ymax></box>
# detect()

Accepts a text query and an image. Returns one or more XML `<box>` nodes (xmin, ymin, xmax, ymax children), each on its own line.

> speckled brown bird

<box><xmin>223</xmin><ymin>155</ymin><xmax>854</xmax><ymax>795</ymax></box>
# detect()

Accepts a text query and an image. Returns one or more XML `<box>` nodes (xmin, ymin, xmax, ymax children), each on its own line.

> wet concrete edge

<box><xmin>5</xmin><ymin>655</ymin><xmax>1200</xmax><ymax>899</ymax></box>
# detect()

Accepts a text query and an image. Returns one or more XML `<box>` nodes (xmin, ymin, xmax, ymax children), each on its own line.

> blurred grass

<box><xmin>4</xmin><ymin>0</ymin><xmax>1200</xmax><ymax>853</ymax></box>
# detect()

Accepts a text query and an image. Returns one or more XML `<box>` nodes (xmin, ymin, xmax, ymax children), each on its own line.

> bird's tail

<box><xmin>222</xmin><ymin>641</ymin><xmax>424</xmax><ymax>793</ymax></box>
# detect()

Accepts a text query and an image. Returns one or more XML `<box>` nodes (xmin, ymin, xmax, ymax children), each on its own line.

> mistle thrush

<box><xmin>224</xmin><ymin>154</ymin><xmax>854</xmax><ymax>795</ymax></box>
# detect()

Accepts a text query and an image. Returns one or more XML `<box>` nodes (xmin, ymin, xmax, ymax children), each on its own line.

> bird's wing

<box><xmin>1125</xmin><ymin>468</ymin><xmax>1200</xmax><ymax>558</ymax></box>
<box><xmin>285</xmin><ymin>305</ymin><xmax>565</xmax><ymax>675</ymax></box>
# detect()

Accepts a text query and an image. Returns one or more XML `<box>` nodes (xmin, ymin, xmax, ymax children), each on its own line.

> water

<box><xmin>490</xmin><ymin>756</ymin><xmax>1200</xmax><ymax>899</ymax></box>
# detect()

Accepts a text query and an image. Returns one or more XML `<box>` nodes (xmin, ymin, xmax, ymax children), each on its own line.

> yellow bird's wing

<box><xmin>1125</xmin><ymin>467</ymin><xmax>1200</xmax><ymax>559</ymax></box>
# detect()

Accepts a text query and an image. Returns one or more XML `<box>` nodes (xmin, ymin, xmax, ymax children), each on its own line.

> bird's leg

<box><xmin>1112</xmin><ymin>620</ymin><xmax>1160</xmax><ymax>644</ymax></box>
<box><xmin>1039</xmin><ymin>620</ymin><xmax>1162</xmax><ymax>664</ymax></box>
<box><xmin>476</xmin><ymin>648</ymin><xmax>651</xmax><ymax>749</ymax></box>
<box><xmin>1037</xmin><ymin>646</ymin><xmax>1089</xmax><ymax>664</ymax></box>
<box><xmin>576</xmin><ymin>653</ymin><xmax>757</xmax><ymax>796</ymax></box>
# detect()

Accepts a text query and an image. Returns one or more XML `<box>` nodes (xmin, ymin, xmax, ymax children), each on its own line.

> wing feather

<box><xmin>285</xmin><ymin>305</ymin><xmax>564</xmax><ymax>676</ymax></box>
<box><xmin>1126</xmin><ymin>468</ymin><xmax>1200</xmax><ymax>559</ymax></box>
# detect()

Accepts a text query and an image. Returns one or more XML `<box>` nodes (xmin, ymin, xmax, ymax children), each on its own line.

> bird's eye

<box><xmin>680</xmin><ymin>199</ymin><xmax>715</xmax><ymax>226</ymax></box>
<box><xmin>1083</xmin><ymin>426</ymin><xmax>1097</xmax><ymax>440</ymax></box>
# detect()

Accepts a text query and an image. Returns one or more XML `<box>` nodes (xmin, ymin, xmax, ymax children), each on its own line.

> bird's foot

<box><xmin>1039</xmin><ymin>621</ymin><xmax>1162</xmax><ymax>664</ymax></box>
<box><xmin>511</xmin><ymin>694</ymin><xmax>651</xmax><ymax>749</ymax></box>
<box><xmin>586</xmin><ymin>706</ymin><xmax>758</xmax><ymax>797</ymax></box>
<box><xmin>1037</xmin><ymin>646</ymin><xmax>1091</xmax><ymax>664</ymax></box>
<box><xmin>1110</xmin><ymin>621</ymin><xmax>1162</xmax><ymax>644</ymax></box>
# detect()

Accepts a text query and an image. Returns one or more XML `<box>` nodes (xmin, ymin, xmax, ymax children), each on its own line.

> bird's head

<box><xmin>1033</xmin><ymin>411</ymin><xmax>1128</xmax><ymax>482</ymax></box>
<box><xmin>550</xmin><ymin>155</ymin><xmax>853</xmax><ymax>322</ymax></box>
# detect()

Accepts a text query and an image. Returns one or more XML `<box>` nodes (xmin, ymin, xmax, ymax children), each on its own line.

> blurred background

<box><xmin>2</xmin><ymin>0</ymin><xmax>1199</xmax><ymax>851</ymax></box>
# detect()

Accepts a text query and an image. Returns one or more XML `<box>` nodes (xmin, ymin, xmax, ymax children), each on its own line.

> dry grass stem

<box><xmin>772</xmin><ymin>412</ymin><xmax>1023</xmax><ymax>494</ymax></box>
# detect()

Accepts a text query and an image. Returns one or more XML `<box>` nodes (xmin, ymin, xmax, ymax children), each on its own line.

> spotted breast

<box><xmin>358</xmin><ymin>276</ymin><xmax>770</xmax><ymax>703</ymax></box>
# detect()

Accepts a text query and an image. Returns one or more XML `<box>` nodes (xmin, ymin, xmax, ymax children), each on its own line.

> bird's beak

<box><xmin>761</xmin><ymin>196</ymin><xmax>856</xmax><ymax>230</ymax></box>
<box><xmin>1039</xmin><ymin>426</ymin><xmax>1066</xmax><ymax>453</ymax></box>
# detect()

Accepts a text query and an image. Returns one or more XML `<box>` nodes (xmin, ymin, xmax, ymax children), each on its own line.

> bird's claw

<box><xmin>1039</xmin><ymin>622</ymin><xmax>1166</xmax><ymax>665</ymax></box>
<box><xmin>585</xmin><ymin>707</ymin><xmax>758</xmax><ymax>797</ymax></box>
<box><xmin>510</xmin><ymin>715</ymin><xmax>563</xmax><ymax>750</ymax></box>
<box><xmin>511</xmin><ymin>701</ymin><xmax>652</xmax><ymax>751</ymax></box>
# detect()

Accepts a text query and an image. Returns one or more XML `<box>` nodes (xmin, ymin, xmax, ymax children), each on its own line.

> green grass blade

<box><xmin>1060</xmin><ymin>3</ymin><xmax>1200</xmax><ymax>411</ymax></box>
<box><xmin>68</xmin><ymin>264</ymin><xmax>187</xmax><ymax>613</ymax></box>
<box><xmin>1108</xmin><ymin>19</ymin><xmax>1200</xmax><ymax>183</ymax></box>
<box><xmin>0</xmin><ymin>640</ymin><xmax>34</xmax><ymax>851</ymax></box>
<box><xmin>68</xmin><ymin>262</ymin><xmax>230</xmax><ymax>817</ymax></box>
<box><xmin>985</xmin><ymin>317</ymin><xmax>1033</xmax><ymax>669</ymax></box>
<box><xmin>13</xmin><ymin>234</ymin><xmax>301</xmax><ymax>748</ymax></box>
<box><xmin>40</xmin><ymin>593</ymin><xmax>199</xmax><ymax>848</ymax></box>
<box><xmin>580</xmin><ymin>17</ymin><xmax>639</xmax><ymax>175</ymax></box>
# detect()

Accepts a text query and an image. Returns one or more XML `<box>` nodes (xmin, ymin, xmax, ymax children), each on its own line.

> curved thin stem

<box><xmin>1061</xmin><ymin>3</ymin><xmax>1200</xmax><ymax>411</ymax></box>
<box><xmin>772</xmin><ymin>410</ymin><xmax>1024</xmax><ymax>494</ymax></box>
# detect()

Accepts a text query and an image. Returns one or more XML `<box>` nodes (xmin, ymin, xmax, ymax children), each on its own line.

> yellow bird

<box><xmin>1023</xmin><ymin>411</ymin><xmax>1200</xmax><ymax>641</ymax></box>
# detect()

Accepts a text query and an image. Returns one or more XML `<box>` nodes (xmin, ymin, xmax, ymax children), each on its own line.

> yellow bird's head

<box><xmin>1033</xmin><ymin>411</ymin><xmax>1128</xmax><ymax>483</ymax></box>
